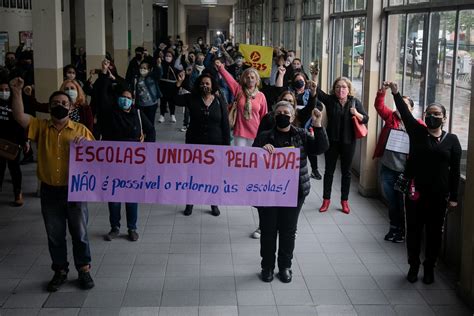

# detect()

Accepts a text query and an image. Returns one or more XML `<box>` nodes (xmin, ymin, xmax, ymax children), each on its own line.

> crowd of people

<box><xmin>0</xmin><ymin>34</ymin><xmax>461</xmax><ymax>290</ymax></box>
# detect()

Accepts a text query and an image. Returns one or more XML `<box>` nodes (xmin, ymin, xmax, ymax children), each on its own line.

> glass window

<box><xmin>284</xmin><ymin>0</ymin><xmax>296</xmax><ymax>19</ymax></box>
<box><xmin>345</xmin><ymin>0</ymin><xmax>354</xmax><ymax>12</ymax></box>
<box><xmin>301</xmin><ymin>19</ymin><xmax>322</xmax><ymax>70</ymax></box>
<box><xmin>408</xmin><ymin>0</ymin><xmax>429</xmax><ymax>3</ymax></box>
<box><xmin>250</xmin><ymin>4</ymin><xmax>263</xmax><ymax>44</ymax></box>
<box><xmin>355</xmin><ymin>0</ymin><xmax>365</xmax><ymax>10</ymax></box>
<box><xmin>385</xmin><ymin>14</ymin><xmax>407</xmax><ymax>97</ymax></box>
<box><xmin>271</xmin><ymin>22</ymin><xmax>280</xmax><ymax>46</ymax></box>
<box><xmin>389</xmin><ymin>0</ymin><xmax>405</xmax><ymax>5</ymax></box>
<box><xmin>335</xmin><ymin>0</ymin><xmax>342</xmax><ymax>13</ymax></box>
<box><xmin>283</xmin><ymin>20</ymin><xmax>296</xmax><ymax>49</ymax></box>
<box><xmin>302</xmin><ymin>0</ymin><xmax>320</xmax><ymax>16</ymax></box>
<box><xmin>451</xmin><ymin>9</ymin><xmax>473</xmax><ymax>152</ymax></box>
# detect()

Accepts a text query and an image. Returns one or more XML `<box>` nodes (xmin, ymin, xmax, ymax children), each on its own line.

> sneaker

<box><xmin>158</xmin><ymin>115</ymin><xmax>165</xmax><ymax>123</ymax></box>
<box><xmin>78</xmin><ymin>269</ymin><xmax>95</xmax><ymax>290</ymax></box>
<box><xmin>180</xmin><ymin>126</ymin><xmax>187</xmax><ymax>132</ymax></box>
<box><xmin>384</xmin><ymin>228</ymin><xmax>397</xmax><ymax>241</ymax></box>
<box><xmin>47</xmin><ymin>270</ymin><xmax>67</xmax><ymax>292</ymax></box>
<box><xmin>252</xmin><ymin>228</ymin><xmax>261</xmax><ymax>239</ymax></box>
<box><xmin>104</xmin><ymin>228</ymin><xmax>119</xmax><ymax>241</ymax></box>
<box><xmin>128</xmin><ymin>229</ymin><xmax>139</xmax><ymax>241</ymax></box>
<box><xmin>392</xmin><ymin>230</ymin><xmax>405</xmax><ymax>243</ymax></box>
<box><xmin>310</xmin><ymin>170</ymin><xmax>322</xmax><ymax>180</ymax></box>
<box><xmin>170</xmin><ymin>115</ymin><xmax>177</xmax><ymax>123</ymax></box>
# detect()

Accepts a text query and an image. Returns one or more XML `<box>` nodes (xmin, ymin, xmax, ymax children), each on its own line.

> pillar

<box><xmin>32</xmin><ymin>0</ymin><xmax>63</xmax><ymax>102</ymax></box>
<box><xmin>113</xmin><ymin>0</ymin><xmax>128</xmax><ymax>77</ymax></box>
<box><xmin>75</xmin><ymin>0</ymin><xmax>86</xmax><ymax>51</ymax></box>
<box><xmin>357</xmin><ymin>0</ymin><xmax>382</xmax><ymax>197</ymax></box>
<box><xmin>177</xmin><ymin>1</ymin><xmax>187</xmax><ymax>43</ymax></box>
<box><xmin>62</xmin><ymin>0</ymin><xmax>71</xmax><ymax>65</ymax></box>
<box><xmin>131</xmin><ymin>0</ymin><xmax>144</xmax><ymax>52</ymax></box>
<box><xmin>319</xmin><ymin>0</ymin><xmax>330</xmax><ymax>92</ymax></box>
<box><xmin>84</xmin><ymin>0</ymin><xmax>106</xmax><ymax>79</ymax></box>
<box><xmin>167</xmin><ymin>0</ymin><xmax>178</xmax><ymax>39</ymax></box>
<box><xmin>295</xmin><ymin>0</ymin><xmax>302</xmax><ymax>57</ymax></box>
<box><xmin>143</xmin><ymin>0</ymin><xmax>154</xmax><ymax>52</ymax></box>
<box><xmin>459</xmin><ymin>65</ymin><xmax>474</xmax><ymax>308</ymax></box>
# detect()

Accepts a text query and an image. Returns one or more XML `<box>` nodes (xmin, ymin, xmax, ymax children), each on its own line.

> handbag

<box><xmin>351</xmin><ymin>100</ymin><xmax>367</xmax><ymax>139</ymax></box>
<box><xmin>0</xmin><ymin>138</ymin><xmax>20</xmax><ymax>160</ymax></box>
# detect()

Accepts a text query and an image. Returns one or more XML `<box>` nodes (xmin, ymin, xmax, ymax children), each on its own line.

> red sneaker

<box><xmin>319</xmin><ymin>199</ymin><xmax>330</xmax><ymax>212</ymax></box>
<box><xmin>341</xmin><ymin>200</ymin><xmax>350</xmax><ymax>214</ymax></box>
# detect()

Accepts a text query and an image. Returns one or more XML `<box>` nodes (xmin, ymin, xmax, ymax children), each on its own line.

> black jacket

<box><xmin>94</xmin><ymin>74</ymin><xmax>155</xmax><ymax>142</ymax></box>
<box><xmin>317</xmin><ymin>87</ymin><xmax>368</xmax><ymax>144</ymax></box>
<box><xmin>172</xmin><ymin>92</ymin><xmax>230</xmax><ymax>146</ymax></box>
<box><xmin>0</xmin><ymin>100</ymin><xmax>27</xmax><ymax>145</ymax></box>
<box><xmin>393</xmin><ymin>92</ymin><xmax>461</xmax><ymax>201</ymax></box>
<box><xmin>253</xmin><ymin>126</ymin><xmax>329</xmax><ymax>198</ymax></box>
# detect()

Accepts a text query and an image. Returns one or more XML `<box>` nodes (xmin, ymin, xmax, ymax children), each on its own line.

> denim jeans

<box><xmin>380</xmin><ymin>164</ymin><xmax>405</xmax><ymax>230</ymax></box>
<box><xmin>40</xmin><ymin>183</ymin><xmax>91</xmax><ymax>272</ymax></box>
<box><xmin>108</xmin><ymin>202</ymin><xmax>138</xmax><ymax>230</ymax></box>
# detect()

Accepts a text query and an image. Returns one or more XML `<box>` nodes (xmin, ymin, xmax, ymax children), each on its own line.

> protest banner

<box><xmin>239</xmin><ymin>44</ymin><xmax>273</xmax><ymax>78</ymax></box>
<box><xmin>68</xmin><ymin>141</ymin><xmax>300</xmax><ymax>207</ymax></box>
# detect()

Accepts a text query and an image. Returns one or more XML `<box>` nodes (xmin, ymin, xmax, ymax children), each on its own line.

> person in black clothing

<box><xmin>253</xmin><ymin>101</ymin><xmax>328</xmax><ymax>283</ymax></box>
<box><xmin>315</xmin><ymin>76</ymin><xmax>368</xmax><ymax>214</ymax></box>
<box><xmin>387</xmin><ymin>81</ymin><xmax>461</xmax><ymax>285</ymax></box>
<box><xmin>125</xmin><ymin>47</ymin><xmax>145</xmax><ymax>91</ymax></box>
<box><xmin>158</xmin><ymin>50</ymin><xmax>178</xmax><ymax>123</ymax></box>
<box><xmin>174</xmin><ymin>72</ymin><xmax>230</xmax><ymax>217</ymax></box>
<box><xmin>94</xmin><ymin>60</ymin><xmax>155</xmax><ymax>242</ymax></box>
<box><xmin>0</xmin><ymin>80</ymin><xmax>28</xmax><ymax>206</ymax></box>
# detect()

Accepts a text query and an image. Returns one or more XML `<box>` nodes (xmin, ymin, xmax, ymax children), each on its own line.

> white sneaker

<box><xmin>158</xmin><ymin>115</ymin><xmax>165</xmax><ymax>123</ymax></box>
<box><xmin>251</xmin><ymin>228</ymin><xmax>261</xmax><ymax>239</ymax></box>
<box><xmin>180</xmin><ymin>126</ymin><xmax>187</xmax><ymax>132</ymax></box>
<box><xmin>171</xmin><ymin>115</ymin><xmax>177</xmax><ymax>123</ymax></box>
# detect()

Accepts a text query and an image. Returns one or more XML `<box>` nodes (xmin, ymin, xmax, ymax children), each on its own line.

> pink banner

<box><xmin>68</xmin><ymin>141</ymin><xmax>300</xmax><ymax>207</ymax></box>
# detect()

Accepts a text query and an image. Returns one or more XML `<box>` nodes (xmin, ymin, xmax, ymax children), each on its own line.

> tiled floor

<box><xmin>0</xmin><ymin>110</ymin><xmax>472</xmax><ymax>316</ymax></box>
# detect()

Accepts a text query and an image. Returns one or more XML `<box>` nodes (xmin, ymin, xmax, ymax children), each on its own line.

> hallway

<box><xmin>0</xmin><ymin>111</ymin><xmax>472</xmax><ymax>316</ymax></box>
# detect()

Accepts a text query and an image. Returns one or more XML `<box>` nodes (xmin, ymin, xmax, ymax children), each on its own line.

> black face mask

<box><xmin>424</xmin><ymin>115</ymin><xmax>443</xmax><ymax>129</ymax></box>
<box><xmin>51</xmin><ymin>106</ymin><xmax>69</xmax><ymax>120</ymax></box>
<box><xmin>275</xmin><ymin>114</ymin><xmax>291</xmax><ymax>129</ymax></box>
<box><xmin>293</xmin><ymin>80</ymin><xmax>305</xmax><ymax>89</ymax></box>
<box><xmin>200</xmin><ymin>86</ymin><xmax>211</xmax><ymax>94</ymax></box>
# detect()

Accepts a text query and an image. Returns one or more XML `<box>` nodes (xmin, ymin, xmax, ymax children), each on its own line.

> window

<box><xmin>301</xmin><ymin>19</ymin><xmax>322</xmax><ymax>71</ymax></box>
<box><xmin>302</xmin><ymin>0</ymin><xmax>320</xmax><ymax>16</ymax></box>
<box><xmin>334</xmin><ymin>0</ymin><xmax>366</xmax><ymax>12</ymax></box>
<box><xmin>249</xmin><ymin>3</ymin><xmax>263</xmax><ymax>44</ymax></box>
<box><xmin>283</xmin><ymin>0</ymin><xmax>296</xmax><ymax>49</ymax></box>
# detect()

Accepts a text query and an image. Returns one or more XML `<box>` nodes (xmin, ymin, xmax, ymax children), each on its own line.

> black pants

<box><xmin>323</xmin><ymin>141</ymin><xmax>356</xmax><ymax>200</ymax></box>
<box><xmin>308</xmin><ymin>154</ymin><xmax>319</xmax><ymax>172</ymax></box>
<box><xmin>258</xmin><ymin>198</ymin><xmax>304</xmax><ymax>270</ymax></box>
<box><xmin>183</xmin><ymin>107</ymin><xmax>190</xmax><ymax>127</ymax></box>
<box><xmin>139</xmin><ymin>103</ymin><xmax>158</xmax><ymax>126</ymax></box>
<box><xmin>0</xmin><ymin>153</ymin><xmax>22</xmax><ymax>196</ymax></box>
<box><xmin>406</xmin><ymin>192</ymin><xmax>447</xmax><ymax>268</ymax></box>
<box><xmin>160</xmin><ymin>97</ymin><xmax>175</xmax><ymax>116</ymax></box>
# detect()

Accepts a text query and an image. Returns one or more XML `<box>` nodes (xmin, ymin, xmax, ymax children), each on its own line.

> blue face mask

<box><xmin>118</xmin><ymin>97</ymin><xmax>132</xmax><ymax>110</ymax></box>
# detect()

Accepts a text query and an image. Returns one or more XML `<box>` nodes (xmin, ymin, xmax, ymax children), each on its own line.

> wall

<box><xmin>0</xmin><ymin>7</ymin><xmax>32</xmax><ymax>52</ymax></box>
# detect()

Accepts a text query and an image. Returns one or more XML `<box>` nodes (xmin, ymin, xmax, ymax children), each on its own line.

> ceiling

<box><xmin>155</xmin><ymin>0</ymin><xmax>238</xmax><ymax>5</ymax></box>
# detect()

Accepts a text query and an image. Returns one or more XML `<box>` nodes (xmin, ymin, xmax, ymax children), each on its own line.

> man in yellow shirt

<box><xmin>10</xmin><ymin>77</ymin><xmax>95</xmax><ymax>292</ymax></box>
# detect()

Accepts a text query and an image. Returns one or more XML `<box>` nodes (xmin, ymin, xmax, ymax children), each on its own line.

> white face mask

<box><xmin>65</xmin><ymin>89</ymin><xmax>78</xmax><ymax>102</ymax></box>
<box><xmin>165</xmin><ymin>56</ymin><xmax>172</xmax><ymax>63</ymax></box>
<box><xmin>140</xmin><ymin>69</ymin><xmax>149</xmax><ymax>76</ymax></box>
<box><xmin>0</xmin><ymin>91</ymin><xmax>10</xmax><ymax>101</ymax></box>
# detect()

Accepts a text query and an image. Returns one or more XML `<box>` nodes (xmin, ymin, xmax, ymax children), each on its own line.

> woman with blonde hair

<box><xmin>217</xmin><ymin>62</ymin><xmax>268</xmax><ymax>146</ymax></box>
<box><xmin>59</xmin><ymin>79</ymin><xmax>93</xmax><ymax>131</ymax></box>
<box><xmin>313</xmin><ymin>75</ymin><xmax>368</xmax><ymax>214</ymax></box>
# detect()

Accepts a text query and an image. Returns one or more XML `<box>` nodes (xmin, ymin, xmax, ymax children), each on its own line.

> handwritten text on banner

<box><xmin>68</xmin><ymin>141</ymin><xmax>300</xmax><ymax>207</ymax></box>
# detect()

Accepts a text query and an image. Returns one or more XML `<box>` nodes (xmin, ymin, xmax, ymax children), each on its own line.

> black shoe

<box><xmin>128</xmin><ymin>229</ymin><xmax>139</xmax><ymax>241</ymax></box>
<box><xmin>278</xmin><ymin>268</ymin><xmax>292</xmax><ymax>283</ymax></box>
<box><xmin>422</xmin><ymin>266</ymin><xmax>435</xmax><ymax>284</ymax></box>
<box><xmin>184</xmin><ymin>205</ymin><xmax>193</xmax><ymax>216</ymax></box>
<box><xmin>47</xmin><ymin>271</ymin><xmax>67</xmax><ymax>292</ymax></box>
<box><xmin>261</xmin><ymin>268</ymin><xmax>274</xmax><ymax>282</ymax></box>
<box><xmin>211</xmin><ymin>205</ymin><xmax>220</xmax><ymax>216</ymax></box>
<box><xmin>104</xmin><ymin>228</ymin><xmax>119</xmax><ymax>241</ymax></box>
<box><xmin>406</xmin><ymin>265</ymin><xmax>419</xmax><ymax>283</ymax></box>
<box><xmin>392</xmin><ymin>230</ymin><xmax>405</xmax><ymax>243</ymax></box>
<box><xmin>311</xmin><ymin>170</ymin><xmax>322</xmax><ymax>180</ymax></box>
<box><xmin>384</xmin><ymin>228</ymin><xmax>396</xmax><ymax>241</ymax></box>
<box><xmin>78</xmin><ymin>270</ymin><xmax>95</xmax><ymax>290</ymax></box>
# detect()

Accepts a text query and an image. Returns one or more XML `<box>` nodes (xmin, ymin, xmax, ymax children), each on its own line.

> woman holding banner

<box><xmin>216</xmin><ymin>61</ymin><xmax>268</xmax><ymax>147</ymax></box>
<box><xmin>253</xmin><ymin>101</ymin><xmax>328</xmax><ymax>283</ymax></box>
<box><xmin>174</xmin><ymin>71</ymin><xmax>230</xmax><ymax>216</ymax></box>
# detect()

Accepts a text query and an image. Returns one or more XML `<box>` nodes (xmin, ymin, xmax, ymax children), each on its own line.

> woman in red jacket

<box><xmin>373</xmin><ymin>84</ymin><xmax>423</xmax><ymax>243</ymax></box>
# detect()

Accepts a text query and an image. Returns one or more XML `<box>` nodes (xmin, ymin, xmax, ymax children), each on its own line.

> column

<box><xmin>113</xmin><ymin>0</ymin><xmax>128</xmax><ymax>77</ymax></box>
<box><xmin>167</xmin><ymin>0</ymin><xmax>178</xmax><ymax>39</ymax></box>
<box><xmin>143</xmin><ymin>0</ymin><xmax>154</xmax><ymax>52</ymax></box>
<box><xmin>131</xmin><ymin>0</ymin><xmax>144</xmax><ymax>52</ymax></box>
<box><xmin>319</xmin><ymin>0</ymin><xmax>330</xmax><ymax>92</ymax></box>
<box><xmin>459</xmin><ymin>65</ymin><xmax>474</xmax><ymax>307</ymax></box>
<box><xmin>295</xmin><ymin>0</ymin><xmax>302</xmax><ymax>56</ymax></box>
<box><xmin>357</xmin><ymin>0</ymin><xmax>382</xmax><ymax>197</ymax></box>
<box><xmin>32</xmin><ymin>0</ymin><xmax>63</xmax><ymax>102</ymax></box>
<box><xmin>177</xmin><ymin>1</ymin><xmax>187</xmax><ymax>43</ymax></box>
<box><xmin>84</xmin><ymin>0</ymin><xmax>106</xmax><ymax>79</ymax></box>
<box><xmin>62</xmin><ymin>0</ymin><xmax>71</xmax><ymax>65</ymax></box>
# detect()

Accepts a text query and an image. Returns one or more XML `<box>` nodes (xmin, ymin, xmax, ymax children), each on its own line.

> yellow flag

<box><xmin>239</xmin><ymin>44</ymin><xmax>273</xmax><ymax>78</ymax></box>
